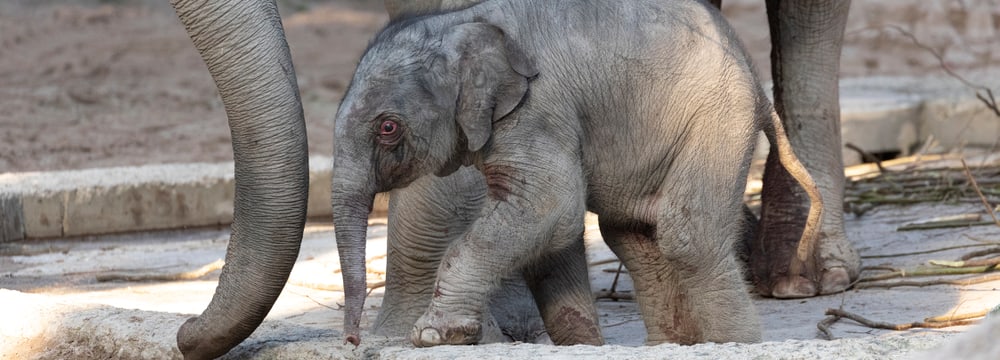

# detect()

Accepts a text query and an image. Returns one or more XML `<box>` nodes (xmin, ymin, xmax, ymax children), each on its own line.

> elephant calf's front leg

<box><xmin>374</xmin><ymin>167</ymin><xmax>485</xmax><ymax>337</ymax></box>
<box><xmin>410</xmin><ymin>155</ymin><xmax>590</xmax><ymax>347</ymax></box>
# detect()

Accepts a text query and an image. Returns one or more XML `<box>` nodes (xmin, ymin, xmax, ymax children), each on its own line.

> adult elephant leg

<box><xmin>170</xmin><ymin>1</ymin><xmax>309</xmax><ymax>359</ymax></box>
<box><xmin>754</xmin><ymin>0</ymin><xmax>860</xmax><ymax>298</ymax></box>
<box><xmin>523</xmin><ymin>238</ymin><xmax>604</xmax><ymax>345</ymax></box>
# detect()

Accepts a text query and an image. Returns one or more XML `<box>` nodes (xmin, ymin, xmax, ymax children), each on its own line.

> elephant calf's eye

<box><xmin>377</xmin><ymin>119</ymin><xmax>402</xmax><ymax>146</ymax></box>
<box><xmin>380</xmin><ymin>120</ymin><xmax>397</xmax><ymax>135</ymax></box>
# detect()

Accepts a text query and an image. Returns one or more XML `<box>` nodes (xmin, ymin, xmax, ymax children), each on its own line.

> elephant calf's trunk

<box><xmin>333</xmin><ymin>195</ymin><xmax>375</xmax><ymax>345</ymax></box>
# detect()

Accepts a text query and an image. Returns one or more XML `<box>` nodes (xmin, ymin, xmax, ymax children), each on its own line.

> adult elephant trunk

<box><xmin>170</xmin><ymin>1</ymin><xmax>309</xmax><ymax>359</ymax></box>
<box><xmin>331</xmin><ymin>154</ymin><xmax>376</xmax><ymax>346</ymax></box>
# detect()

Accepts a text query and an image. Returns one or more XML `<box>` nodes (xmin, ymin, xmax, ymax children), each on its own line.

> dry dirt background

<box><xmin>1</xmin><ymin>0</ymin><xmax>998</xmax><ymax>173</ymax></box>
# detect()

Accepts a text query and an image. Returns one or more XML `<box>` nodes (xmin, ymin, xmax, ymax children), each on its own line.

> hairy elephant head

<box><xmin>332</xmin><ymin>20</ymin><xmax>537</xmax><ymax>345</ymax></box>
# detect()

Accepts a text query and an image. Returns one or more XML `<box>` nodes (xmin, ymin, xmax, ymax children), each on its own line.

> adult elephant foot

<box><xmin>816</xmin><ymin>230</ymin><xmax>861</xmax><ymax>295</ymax></box>
<box><xmin>766</xmin><ymin>234</ymin><xmax>859</xmax><ymax>298</ymax></box>
<box><xmin>751</xmin><ymin>148</ymin><xmax>861</xmax><ymax>298</ymax></box>
<box><xmin>761</xmin><ymin>235</ymin><xmax>860</xmax><ymax>298</ymax></box>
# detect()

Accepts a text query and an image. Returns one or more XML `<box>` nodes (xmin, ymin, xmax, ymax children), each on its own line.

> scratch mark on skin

<box><xmin>483</xmin><ymin>163</ymin><xmax>516</xmax><ymax>201</ymax></box>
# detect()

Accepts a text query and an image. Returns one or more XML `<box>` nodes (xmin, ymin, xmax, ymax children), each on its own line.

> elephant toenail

<box><xmin>420</xmin><ymin>328</ymin><xmax>441</xmax><ymax>345</ymax></box>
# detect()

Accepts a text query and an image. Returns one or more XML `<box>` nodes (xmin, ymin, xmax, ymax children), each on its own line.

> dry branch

<box><xmin>961</xmin><ymin>247</ymin><xmax>1000</xmax><ymax>260</ymax></box>
<box><xmin>826</xmin><ymin>309</ymin><xmax>978</xmax><ymax>331</ymax></box>
<box><xmin>930</xmin><ymin>256</ymin><xmax>1000</xmax><ymax>268</ymax></box>
<box><xmin>824</xmin><ymin>308</ymin><xmax>978</xmax><ymax>331</ymax></box>
<box><xmin>845</xmin><ymin>165</ymin><xmax>1000</xmax><ymax>214</ymax></box>
<box><xmin>962</xmin><ymin>158</ymin><xmax>1000</xmax><ymax>228</ymax></box>
<box><xmin>861</xmin><ymin>243</ymin><xmax>999</xmax><ymax>259</ymax></box>
<box><xmin>817</xmin><ymin>315</ymin><xmax>841</xmax><ymax>340</ymax></box>
<box><xmin>858</xmin><ymin>264</ymin><xmax>996</xmax><ymax>282</ymax></box>
<box><xmin>855</xmin><ymin>273</ymin><xmax>1000</xmax><ymax>289</ymax></box>
<box><xmin>925</xmin><ymin>309</ymin><xmax>989</xmax><ymax>323</ymax></box>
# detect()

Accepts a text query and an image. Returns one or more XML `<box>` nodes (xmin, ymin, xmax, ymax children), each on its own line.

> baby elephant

<box><xmin>331</xmin><ymin>0</ymin><xmax>822</xmax><ymax>347</ymax></box>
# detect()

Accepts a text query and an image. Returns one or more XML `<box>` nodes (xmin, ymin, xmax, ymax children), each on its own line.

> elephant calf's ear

<box><xmin>441</xmin><ymin>22</ymin><xmax>536</xmax><ymax>152</ymax></box>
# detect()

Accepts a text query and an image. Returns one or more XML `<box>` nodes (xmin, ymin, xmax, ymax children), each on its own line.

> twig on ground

<box><xmin>925</xmin><ymin>309</ymin><xmax>989</xmax><ymax>323</ymax></box>
<box><xmin>824</xmin><ymin>308</ymin><xmax>979</xmax><ymax>331</ymax></box>
<box><xmin>855</xmin><ymin>273</ymin><xmax>1000</xmax><ymax>289</ymax></box>
<box><xmin>858</xmin><ymin>264</ymin><xmax>996</xmax><ymax>282</ymax></box>
<box><xmin>861</xmin><ymin>243</ymin><xmax>998</xmax><ymax>259</ymax></box>
<box><xmin>817</xmin><ymin>314</ymin><xmax>841</xmax><ymax>340</ymax></box>
<box><xmin>962</xmin><ymin>158</ymin><xmax>1000</xmax><ymax>228</ymax></box>
<box><xmin>860</xmin><ymin>267</ymin><xmax>895</xmax><ymax>274</ymax></box>
<box><xmin>96</xmin><ymin>259</ymin><xmax>224</xmax><ymax>282</ymax></box>
<box><xmin>897</xmin><ymin>218</ymin><xmax>993</xmax><ymax>231</ymax></box>
<box><xmin>844</xmin><ymin>160</ymin><xmax>1000</xmax><ymax>213</ymax></box>
<box><xmin>930</xmin><ymin>256</ymin><xmax>1000</xmax><ymax>268</ymax></box>
<box><xmin>961</xmin><ymin>247</ymin><xmax>1000</xmax><ymax>260</ymax></box>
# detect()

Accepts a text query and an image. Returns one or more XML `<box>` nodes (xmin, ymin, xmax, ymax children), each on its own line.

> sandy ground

<box><xmin>2</xmin><ymin>154</ymin><xmax>1000</xmax><ymax>358</ymax></box>
<box><xmin>1</xmin><ymin>0</ymin><xmax>998</xmax><ymax>173</ymax></box>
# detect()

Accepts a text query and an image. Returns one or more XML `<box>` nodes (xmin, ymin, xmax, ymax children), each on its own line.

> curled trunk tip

<box><xmin>347</xmin><ymin>334</ymin><xmax>361</xmax><ymax>346</ymax></box>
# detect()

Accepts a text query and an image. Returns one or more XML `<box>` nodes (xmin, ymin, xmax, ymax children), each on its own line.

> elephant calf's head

<box><xmin>333</xmin><ymin>19</ymin><xmax>537</xmax><ymax>191</ymax></box>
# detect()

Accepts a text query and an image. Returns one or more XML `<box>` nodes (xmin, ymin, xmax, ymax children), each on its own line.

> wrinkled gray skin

<box><xmin>167</xmin><ymin>0</ymin><xmax>859</xmax><ymax>357</ymax></box>
<box><xmin>386</xmin><ymin>0</ymin><xmax>860</xmax><ymax>303</ymax></box>
<box><xmin>333</xmin><ymin>0</ymin><xmax>828</xmax><ymax>347</ymax></box>
<box><xmin>169</xmin><ymin>1</ymin><xmax>309</xmax><ymax>359</ymax></box>
<box><xmin>375</xmin><ymin>165</ymin><xmax>559</xmax><ymax>345</ymax></box>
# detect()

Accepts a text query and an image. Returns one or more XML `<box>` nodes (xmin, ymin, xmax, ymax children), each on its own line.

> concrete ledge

<box><xmin>1</xmin><ymin>73</ymin><xmax>998</xmax><ymax>241</ymax></box>
<box><xmin>838</xmin><ymin>69</ymin><xmax>1000</xmax><ymax>164</ymax></box>
<box><xmin>0</xmin><ymin>156</ymin><xmax>360</xmax><ymax>242</ymax></box>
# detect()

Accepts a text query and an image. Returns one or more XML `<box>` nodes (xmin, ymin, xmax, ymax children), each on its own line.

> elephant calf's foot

<box><xmin>410</xmin><ymin>309</ymin><xmax>482</xmax><ymax>347</ymax></box>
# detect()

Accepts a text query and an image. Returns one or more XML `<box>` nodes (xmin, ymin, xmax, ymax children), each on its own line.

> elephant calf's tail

<box><xmin>763</xmin><ymin>109</ymin><xmax>824</xmax><ymax>280</ymax></box>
